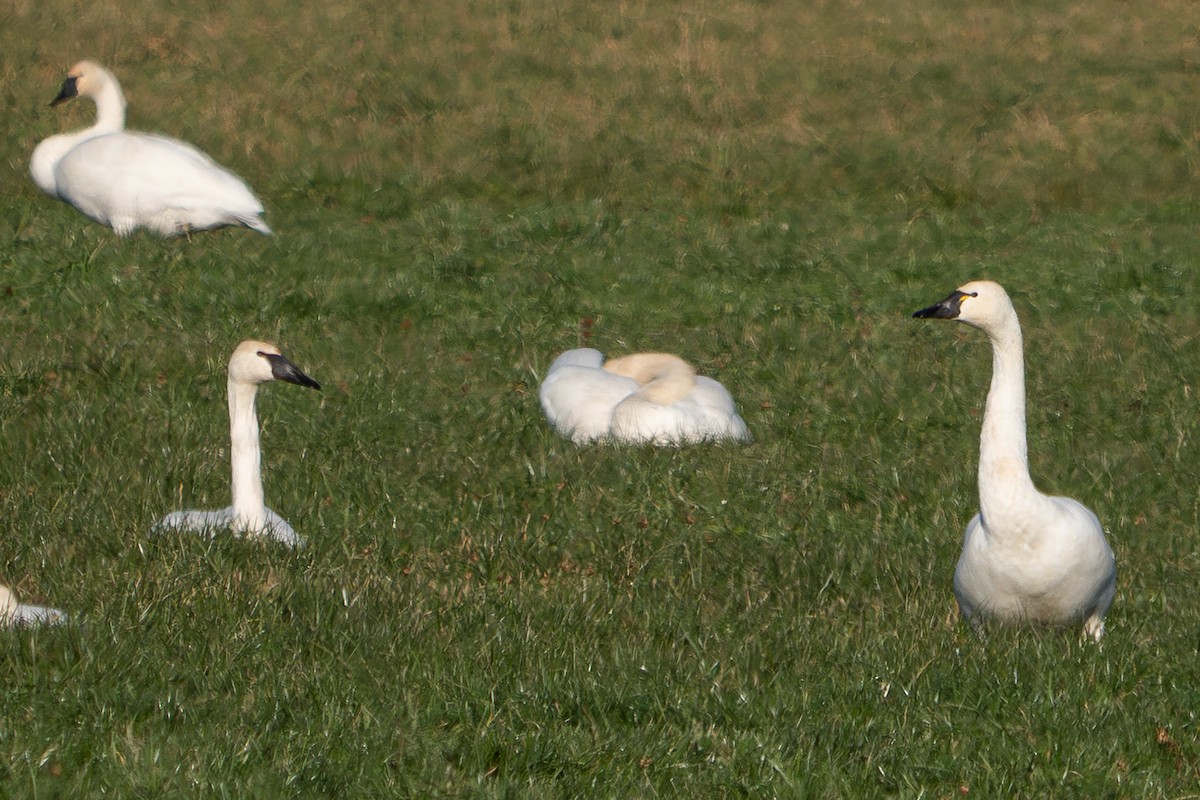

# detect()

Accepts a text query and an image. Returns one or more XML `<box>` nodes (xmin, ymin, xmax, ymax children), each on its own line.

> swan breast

<box><xmin>955</xmin><ymin>497</ymin><xmax>1115</xmax><ymax>626</ymax></box>
<box><xmin>31</xmin><ymin>133</ymin><xmax>91</xmax><ymax>195</ymax></box>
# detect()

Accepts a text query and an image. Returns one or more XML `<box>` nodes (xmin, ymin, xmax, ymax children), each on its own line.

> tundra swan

<box><xmin>30</xmin><ymin>60</ymin><xmax>271</xmax><ymax>237</ymax></box>
<box><xmin>154</xmin><ymin>341</ymin><xmax>320</xmax><ymax>547</ymax></box>
<box><xmin>912</xmin><ymin>280</ymin><xmax>1117</xmax><ymax>641</ymax></box>
<box><xmin>0</xmin><ymin>583</ymin><xmax>66</xmax><ymax>627</ymax></box>
<box><xmin>539</xmin><ymin>348</ymin><xmax>751</xmax><ymax>445</ymax></box>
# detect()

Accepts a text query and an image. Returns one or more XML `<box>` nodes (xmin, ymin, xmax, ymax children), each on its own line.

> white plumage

<box><xmin>0</xmin><ymin>583</ymin><xmax>66</xmax><ymax>627</ymax></box>
<box><xmin>913</xmin><ymin>280</ymin><xmax>1117</xmax><ymax>640</ymax></box>
<box><xmin>540</xmin><ymin>348</ymin><xmax>750</xmax><ymax>445</ymax></box>
<box><xmin>30</xmin><ymin>60</ymin><xmax>271</xmax><ymax>237</ymax></box>
<box><xmin>153</xmin><ymin>341</ymin><xmax>320</xmax><ymax>547</ymax></box>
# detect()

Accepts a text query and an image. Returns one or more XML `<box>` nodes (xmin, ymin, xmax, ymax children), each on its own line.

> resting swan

<box><xmin>154</xmin><ymin>341</ymin><xmax>320</xmax><ymax>547</ymax></box>
<box><xmin>30</xmin><ymin>60</ymin><xmax>271</xmax><ymax>237</ymax></box>
<box><xmin>539</xmin><ymin>348</ymin><xmax>751</xmax><ymax>445</ymax></box>
<box><xmin>0</xmin><ymin>583</ymin><xmax>66</xmax><ymax>627</ymax></box>
<box><xmin>913</xmin><ymin>280</ymin><xmax>1117</xmax><ymax>641</ymax></box>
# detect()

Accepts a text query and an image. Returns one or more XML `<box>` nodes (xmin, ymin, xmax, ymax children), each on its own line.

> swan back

<box><xmin>53</xmin><ymin>132</ymin><xmax>272</xmax><ymax>237</ymax></box>
<box><xmin>611</xmin><ymin>375</ymin><xmax>751</xmax><ymax>444</ymax></box>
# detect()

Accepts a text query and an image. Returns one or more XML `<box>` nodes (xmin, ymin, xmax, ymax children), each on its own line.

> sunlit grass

<box><xmin>1</xmin><ymin>0</ymin><xmax>1199</xmax><ymax>796</ymax></box>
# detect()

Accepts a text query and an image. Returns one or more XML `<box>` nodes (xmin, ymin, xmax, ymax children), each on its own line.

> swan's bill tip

<box><xmin>264</xmin><ymin>353</ymin><xmax>320</xmax><ymax>390</ymax></box>
<box><xmin>50</xmin><ymin>76</ymin><xmax>79</xmax><ymax>106</ymax></box>
<box><xmin>913</xmin><ymin>289</ymin><xmax>974</xmax><ymax>320</ymax></box>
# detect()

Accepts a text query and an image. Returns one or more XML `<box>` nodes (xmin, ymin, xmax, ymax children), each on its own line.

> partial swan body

<box><xmin>0</xmin><ymin>583</ymin><xmax>66</xmax><ymax>627</ymax></box>
<box><xmin>154</xmin><ymin>341</ymin><xmax>320</xmax><ymax>547</ymax></box>
<box><xmin>540</xmin><ymin>348</ymin><xmax>751</xmax><ymax>445</ymax></box>
<box><xmin>30</xmin><ymin>60</ymin><xmax>271</xmax><ymax>237</ymax></box>
<box><xmin>913</xmin><ymin>280</ymin><xmax>1117</xmax><ymax>641</ymax></box>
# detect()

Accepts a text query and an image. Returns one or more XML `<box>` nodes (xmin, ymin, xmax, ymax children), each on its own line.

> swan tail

<box><xmin>235</xmin><ymin>214</ymin><xmax>272</xmax><ymax>235</ymax></box>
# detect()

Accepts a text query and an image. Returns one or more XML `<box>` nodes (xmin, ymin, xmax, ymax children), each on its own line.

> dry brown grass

<box><xmin>8</xmin><ymin>0</ymin><xmax>1198</xmax><ymax>214</ymax></box>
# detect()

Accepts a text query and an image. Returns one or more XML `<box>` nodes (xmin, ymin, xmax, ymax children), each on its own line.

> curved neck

<box><xmin>90</xmin><ymin>77</ymin><xmax>127</xmax><ymax>133</ymax></box>
<box><xmin>228</xmin><ymin>380</ymin><xmax>265</xmax><ymax>532</ymax></box>
<box><xmin>977</xmin><ymin>316</ymin><xmax>1042</xmax><ymax>522</ymax></box>
<box><xmin>30</xmin><ymin>76</ymin><xmax>128</xmax><ymax>196</ymax></box>
<box><xmin>605</xmin><ymin>354</ymin><xmax>697</xmax><ymax>404</ymax></box>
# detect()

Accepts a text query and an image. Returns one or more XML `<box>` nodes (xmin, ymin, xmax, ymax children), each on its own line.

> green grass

<box><xmin>1</xmin><ymin>0</ymin><xmax>1200</xmax><ymax>796</ymax></box>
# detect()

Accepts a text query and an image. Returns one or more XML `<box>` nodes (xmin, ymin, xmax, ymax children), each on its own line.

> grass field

<box><xmin>2</xmin><ymin>0</ymin><xmax>1200</xmax><ymax>796</ymax></box>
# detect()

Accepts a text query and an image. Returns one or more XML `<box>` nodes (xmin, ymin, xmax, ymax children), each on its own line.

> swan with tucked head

<box><xmin>913</xmin><ymin>280</ymin><xmax>1117</xmax><ymax>640</ymax></box>
<box><xmin>30</xmin><ymin>60</ymin><xmax>271</xmax><ymax>237</ymax></box>
<box><xmin>154</xmin><ymin>341</ymin><xmax>320</xmax><ymax>547</ymax></box>
<box><xmin>540</xmin><ymin>348</ymin><xmax>750</xmax><ymax>445</ymax></box>
<box><xmin>0</xmin><ymin>583</ymin><xmax>66</xmax><ymax>627</ymax></box>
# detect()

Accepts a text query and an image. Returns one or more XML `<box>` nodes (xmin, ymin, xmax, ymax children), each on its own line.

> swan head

<box><xmin>912</xmin><ymin>280</ymin><xmax>1016</xmax><ymax>334</ymax></box>
<box><xmin>50</xmin><ymin>60</ymin><xmax>117</xmax><ymax>107</ymax></box>
<box><xmin>228</xmin><ymin>340</ymin><xmax>321</xmax><ymax>390</ymax></box>
<box><xmin>33</xmin><ymin>60</ymin><xmax>125</xmax><ymax>193</ymax></box>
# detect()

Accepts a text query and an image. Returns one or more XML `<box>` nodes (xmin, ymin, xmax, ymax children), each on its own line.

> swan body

<box><xmin>154</xmin><ymin>340</ymin><xmax>320</xmax><ymax>547</ymax></box>
<box><xmin>0</xmin><ymin>583</ymin><xmax>66</xmax><ymax>627</ymax></box>
<box><xmin>31</xmin><ymin>60</ymin><xmax>271</xmax><ymax>237</ymax></box>
<box><xmin>913</xmin><ymin>280</ymin><xmax>1117</xmax><ymax>640</ymax></box>
<box><xmin>539</xmin><ymin>348</ymin><xmax>751</xmax><ymax>445</ymax></box>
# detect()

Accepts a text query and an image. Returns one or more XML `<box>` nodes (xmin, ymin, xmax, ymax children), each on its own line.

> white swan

<box><xmin>30</xmin><ymin>60</ymin><xmax>271</xmax><ymax>237</ymax></box>
<box><xmin>539</xmin><ymin>348</ymin><xmax>751</xmax><ymax>445</ymax></box>
<box><xmin>0</xmin><ymin>583</ymin><xmax>66</xmax><ymax>627</ymax></box>
<box><xmin>154</xmin><ymin>340</ymin><xmax>320</xmax><ymax>547</ymax></box>
<box><xmin>913</xmin><ymin>280</ymin><xmax>1117</xmax><ymax>640</ymax></box>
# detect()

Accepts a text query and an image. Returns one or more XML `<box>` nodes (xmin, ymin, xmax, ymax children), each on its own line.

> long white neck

<box><xmin>604</xmin><ymin>353</ymin><xmax>698</xmax><ymax>404</ymax></box>
<box><xmin>91</xmin><ymin>75</ymin><xmax>127</xmax><ymax>133</ymax></box>
<box><xmin>29</xmin><ymin>74</ymin><xmax>128</xmax><ymax>196</ymax></box>
<box><xmin>228</xmin><ymin>379</ymin><xmax>266</xmax><ymax>532</ymax></box>
<box><xmin>977</xmin><ymin>310</ymin><xmax>1043</xmax><ymax>525</ymax></box>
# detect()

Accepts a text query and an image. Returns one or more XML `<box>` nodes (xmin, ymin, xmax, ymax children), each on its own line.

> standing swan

<box><xmin>0</xmin><ymin>583</ymin><xmax>66</xmax><ymax>626</ymax></box>
<box><xmin>154</xmin><ymin>341</ymin><xmax>320</xmax><ymax>547</ymax></box>
<box><xmin>30</xmin><ymin>60</ymin><xmax>271</xmax><ymax>237</ymax></box>
<box><xmin>540</xmin><ymin>348</ymin><xmax>751</xmax><ymax>445</ymax></box>
<box><xmin>913</xmin><ymin>280</ymin><xmax>1117</xmax><ymax>640</ymax></box>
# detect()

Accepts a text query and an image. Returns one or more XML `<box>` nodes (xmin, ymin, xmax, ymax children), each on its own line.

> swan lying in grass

<box><xmin>540</xmin><ymin>348</ymin><xmax>750</xmax><ymax>445</ymax></box>
<box><xmin>154</xmin><ymin>341</ymin><xmax>320</xmax><ymax>547</ymax></box>
<box><xmin>0</xmin><ymin>583</ymin><xmax>66</xmax><ymax>627</ymax></box>
<box><xmin>913</xmin><ymin>280</ymin><xmax>1117</xmax><ymax>641</ymax></box>
<box><xmin>30</xmin><ymin>60</ymin><xmax>271</xmax><ymax>237</ymax></box>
